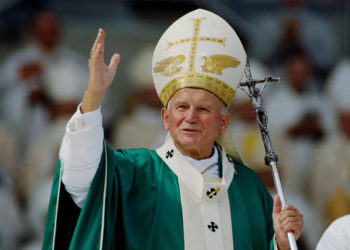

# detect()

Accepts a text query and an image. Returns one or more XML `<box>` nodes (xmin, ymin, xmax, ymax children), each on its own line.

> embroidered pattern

<box><xmin>153</xmin><ymin>55</ymin><xmax>185</xmax><ymax>77</ymax></box>
<box><xmin>208</xmin><ymin>222</ymin><xmax>219</xmax><ymax>232</ymax></box>
<box><xmin>166</xmin><ymin>149</ymin><xmax>174</xmax><ymax>159</ymax></box>
<box><xmin>201</xmin><ymin>54</ymin><xmax>240</xmax><ymax>75</ymax></box>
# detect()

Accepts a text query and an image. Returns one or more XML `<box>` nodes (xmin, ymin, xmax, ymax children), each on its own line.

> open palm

<box><xmin>88</xmin><ymin>28</ymin><xmax>120</xmax><ymax>93</ymax></box>
<box><xmin>82</xmin><ymin>29</ymin><xmax>120</xmax><ymax>113</ymax></box>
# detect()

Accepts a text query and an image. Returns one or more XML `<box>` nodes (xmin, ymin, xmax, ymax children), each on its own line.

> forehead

<box><xmin>171</xmin><ymin>88</ymin><xmax>222</xmax><ymax>105</ymax></box>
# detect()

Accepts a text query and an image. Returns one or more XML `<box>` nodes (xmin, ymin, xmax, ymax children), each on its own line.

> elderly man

<box><xmin>42</xmin><ymin>9</ymin><xmax>302</xmax><ymax>250</ymax></box>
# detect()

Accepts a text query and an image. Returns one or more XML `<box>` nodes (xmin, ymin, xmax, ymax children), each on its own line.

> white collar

<box><xmin>185</xmin><ymin>146</ymin><xmax>219</xmax><ymax>177</ymax></box>
<box><xmin>156</xmin><ymin>135</ymin><xmax>236</xmax><ymax>200</ymax></box>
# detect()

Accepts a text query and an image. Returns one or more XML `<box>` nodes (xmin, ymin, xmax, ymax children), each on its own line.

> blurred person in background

<box><xmin>265</xmin><ymin>47</ymin><xmax>332</xmax><ymax>249</ymax></box>
<box><xmin>249</xmin><ymin>0</ymin><xmax>339</xmax><ymax>81</ymax></box>
<box><xmin>111</xmin><ymin>45</ymin><xmax>165</xmax><ymax>149</ymax></box>
<box><xmin>0</xmin><ymin>9</ymin><xmax>87</xmax><ymax>249</ymax></box>
<box><xmin>16</xmin><ymin>66</ymin><xmax>85</xmax><ymax>248</ymax></box>
<box><xmin>17</xmin><ymin>32</ymin><xmax>87</xmax><ymax>204</ymax></box>
<box><xmin>0</xmin><ymin>10</ymin><xmax>87</xmax><ymax>155</ymax></box>
<box><xmin>265</xmin><ymin>47</ymin><xmax>334</xmax><ymax>190</ymax></box>
<box><xmin>311</xmin><ymin>58</ymin><xmax>350</xmax><ymax>229</ymax></box>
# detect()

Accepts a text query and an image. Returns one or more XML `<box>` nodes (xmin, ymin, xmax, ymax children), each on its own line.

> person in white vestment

<box><xmin>265</xmin><ymin>48</ymin><xmax>331</xmax><ymax>249</ymax></box>
<box><xmin>265</xmin><ymin>48</ymin><xmax>329</xmax><ymax>191</ymax></box>
<box><xmin>111</xmin><ymin>45</ymin><xmax>165</xmax><ymax>149</ymax></box>
<box><xmin>17</xmin><ymin>54</ymin><xmax>86</xmax><ymax>248</ymax></box>
<box><xmin>316</xmin><ymin>214</ymin><xmax>350</xmax><ymax>250</ymax></box>
<box><xmin>248</xmin><ymin>0</ymin><xmax>339</xmax><ymax>77</ymax></box>
<box><xmin>0</xmin><ymin>10</ymin><xmax>87</xmax><ymax>153</ymax></box>
<box><xmin>49</xmin><ymin>9</ymin><xmax>303</xmax><ymax>250</ymax></box>
<box><xmin>311</xmin><ymin>58</ymin><xmax>350</xmax><ymax>228</ymax></box>
<box><xmin>18</xmin><ymin>45</ymin><xmax>86</xmax><ymax>204</ymax></box>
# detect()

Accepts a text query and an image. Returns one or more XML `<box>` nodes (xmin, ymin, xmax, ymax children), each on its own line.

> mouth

<box><xmin>182</xmin><ymin>128</ymin><xmax>200</xmax><ymax>133</ymax></box>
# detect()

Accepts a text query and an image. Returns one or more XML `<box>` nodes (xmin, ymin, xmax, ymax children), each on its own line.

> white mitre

<box><xmin>152</xmin><ymin>8</ymin><xmax>247</xmax><ymax>107</ymax></box>
<box><xmin>152</xmin><ymin>9</ymin><xmax>247</xmax><ymax>161</ymax></box>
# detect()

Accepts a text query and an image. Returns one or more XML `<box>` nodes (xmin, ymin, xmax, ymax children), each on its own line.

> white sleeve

<box><xmin>60</xmin><ymin>104</ymin><xmax>104</xmax><ymax>208</ymax></box>
<box><xmin>316</xmin><ymin>215</ymin><xmax>350</xmax><ymax>250</ymax></box>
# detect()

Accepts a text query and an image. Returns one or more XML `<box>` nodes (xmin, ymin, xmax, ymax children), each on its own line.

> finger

<box><xmin>91</xmin><ymin>29</ymin><xmax>101</xmax><ymax>54</ymax></box>
<box><xmin>97</xmin><ymin>43</ymin><xmax>104</xmax><ymax>56</ymax></box>
<box><xmin>89</xmin><ymin>43</ymin><xmax>102</xmax><ymax>64</ymax></box>
<box><xmin>108</xmin><ymin>53</ymin><xmax>121</xmax><ymax>71</ymax></box>
<box><xmin>279</xmin><ymin>213</ymin><xmax>303</xmax><ymax>235</ymax></box>
<box><xmin>99</xmin><ymin>29</ymin><xmax>105</xmax><ymax>53</ymax></box>
<box><xmin>281</xmin><ymin>204</ymin><xmax>298</xmax><ymax>212</ymax></box>
<box><xmin>279</xmin><ymin>206</ymin><xmax>301</xmax><ymax>221</ymax></box>
<box><xmin>90</xmin><ymin>28</ymin><xmax>105</xmax><ymax>55</ymax></box>
<box><xmin>280</xmin><ymin>220</ymin><xmax>303</xmax><ymax>237</ymax></box>
<box><xmin>280</xmin><ymin>214</ymin><xmax>303</xmax><ymax>227</ymax></box>
<box><xmin>273</xmin><ymin>194</ymin><xmax>282</xmax><ymax>215</ymax></box>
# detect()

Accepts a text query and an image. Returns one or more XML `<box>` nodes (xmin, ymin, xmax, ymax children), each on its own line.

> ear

<box><xmin>219</xmin><ymin>112</ymin><xmax>231</xmax><ymax>134</ymax></box>
<box><xmin>161</xmin><ymin>107</ymin><xmax>170</xmax><ymax>131</ymax></box>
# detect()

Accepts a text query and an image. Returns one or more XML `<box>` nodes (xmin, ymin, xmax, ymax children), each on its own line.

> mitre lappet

<box><xmin>152</xmin><ymin>8</ymin><xmax>247</xmax><ymax>161</ymax></box>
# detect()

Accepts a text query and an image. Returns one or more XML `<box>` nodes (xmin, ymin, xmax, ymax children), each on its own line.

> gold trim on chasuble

<box><xmin>154</xmin><ymin>17</ymin><xmax>239</xmax><ymax>106</ymax></box>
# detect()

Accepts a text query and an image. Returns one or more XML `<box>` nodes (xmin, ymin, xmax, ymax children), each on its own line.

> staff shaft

<box><xmin>270</xmin><ymin>161</ymin><xmax>298</xmax><ymax>250</ymax></box>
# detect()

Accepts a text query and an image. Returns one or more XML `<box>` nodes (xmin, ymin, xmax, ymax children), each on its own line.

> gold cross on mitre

<box><xmin>152</xmin><ymin>9</ymin><xmax>247</xmax><ymax>107</ymax></box>
<box><xmin>167</xmin><ymin>17</ymin><xmax>226</xmax><ymax>73</ymax></box>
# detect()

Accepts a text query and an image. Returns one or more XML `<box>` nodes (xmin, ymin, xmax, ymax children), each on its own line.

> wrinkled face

<box><xmin>161</xmin><ymin>88</ymin><xmax>230</xmax><ymax>153</ymax></box>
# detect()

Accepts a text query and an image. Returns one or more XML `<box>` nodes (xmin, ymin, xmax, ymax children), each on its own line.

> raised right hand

<box><xmin>81</xmin><ymin>28</ymin><xmax>120</xmax><ymax>113</ymax></box>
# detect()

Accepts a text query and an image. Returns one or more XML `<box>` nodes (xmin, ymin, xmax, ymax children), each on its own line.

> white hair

<box><xmin>220</xmin><ymin>102</ymin><xmax>228</xmax><ymax>115</ymax></box>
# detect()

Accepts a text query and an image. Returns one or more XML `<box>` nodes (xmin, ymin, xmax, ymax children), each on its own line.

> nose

<box><xmin>185</xmin><ymin>107</ymin><xmax>198</xmax><ymax>123</ymax></box>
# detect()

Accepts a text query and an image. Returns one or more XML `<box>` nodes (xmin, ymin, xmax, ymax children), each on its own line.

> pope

<box><xmin>42</xmin><ymin>9</ymin><xmax>303</xmax><ymax>250</ymax></box>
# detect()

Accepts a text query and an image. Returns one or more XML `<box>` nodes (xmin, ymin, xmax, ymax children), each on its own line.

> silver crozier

<box><xmin>239</xmin><ymin>60</ymin><xmax>298</xmax><ymax>250</ymax></box>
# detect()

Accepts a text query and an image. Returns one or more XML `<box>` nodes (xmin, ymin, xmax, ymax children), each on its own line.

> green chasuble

<box><xmin>42</xmin><ymin>142</ymin><xmax>275</xmax><ymax>250</ymax></box>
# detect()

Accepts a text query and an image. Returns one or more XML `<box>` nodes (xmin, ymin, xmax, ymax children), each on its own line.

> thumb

<box><xmin>273</xmin><ymin>194</ymin><xmax>282</xmax><ymax>215</ymax></box>
<box><xmin>108</xmin><ymin>53</ymin><xmax>121</xmax><ymax>71</ymax></box>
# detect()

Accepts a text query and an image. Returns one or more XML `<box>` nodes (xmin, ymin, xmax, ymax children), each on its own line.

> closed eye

<box><xmin>176</xmin><ymin>105</ymin><xmax>188</xmax><ymax>110</ymax></box>
<box><xmin>198</xmin><ymin>107</ymin><xmax>210</xmax><ymax>112</ymax></box>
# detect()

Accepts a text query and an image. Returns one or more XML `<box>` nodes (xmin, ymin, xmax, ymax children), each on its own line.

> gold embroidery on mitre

<box><xmin>201</xmin><ymin>54</ymin><xmax>240</xmax><ymax>75</ymax></box>
<box><xmin>153</xmin><ymin>55</ymin><xmax>185</xmax><ymax>77</ymax></box>
<box><xmin>158</xmin><ymin>72</ymin><xmax>236</xmax><ymax>106</ymax></box>
<box><xmin>166</xmin><ymin>18</ymin><xmax>226</xmax><ymax>74</ymax></box>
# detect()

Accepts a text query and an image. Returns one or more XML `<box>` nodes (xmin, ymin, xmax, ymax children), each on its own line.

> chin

<box><xmin>180</xmin><ymin>134</ymin><xmax>200</xmax><ymax>142</ymax></box>
<box><xmin>180</xmin><ymin>138</ymin><xmax>204</xmax><ymax>148</ymax></box>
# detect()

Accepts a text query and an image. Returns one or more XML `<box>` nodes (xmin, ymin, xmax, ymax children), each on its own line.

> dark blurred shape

<box><xmin>0</xmin><ymin>0</ymin><xmax>50</xmax><ymax>45</ymax></box>
<box><xmin>30</xmin><ymin>10</ymin><xmax>61</xmax><ymax>51</ymax></box>
<box><xmin>128</xmin><ymin>0</ymin><xmax>200</xmax><ymax>18</ymax></box>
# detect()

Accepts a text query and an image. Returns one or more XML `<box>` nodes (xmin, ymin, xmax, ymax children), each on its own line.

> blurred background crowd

<box><xmin>0</xmin><ymin>0</ymin><xmax>349</xmax><ymax>249</ymax></box>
